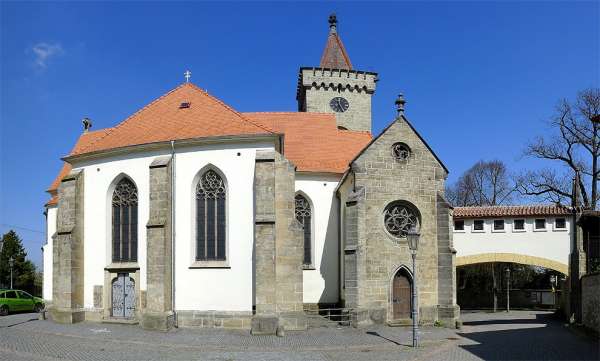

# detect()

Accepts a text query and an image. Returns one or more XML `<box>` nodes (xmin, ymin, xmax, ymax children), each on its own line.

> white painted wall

<box><xmin>295</xmin><ymin>173</ymin><xmax>340</xmax><ymax>304</ymax></box>
<box><xmin>43</xmin><ymin>206</ymin><xmax>57</xmax><ymax>301</ymax></box>
<box><xmin>453</xmin><ymin>216</ymin><xmax>571</xmax><ymax>267</ymax></box>
<box><xmin>174</xmin><ymin>142</ymin><xmax>273</xmax><ymax>311</ymax></box>
<box><xmin>73</xmin><ymin>149</ymin><xmax>171</xmax><ymax>309</ymax></box>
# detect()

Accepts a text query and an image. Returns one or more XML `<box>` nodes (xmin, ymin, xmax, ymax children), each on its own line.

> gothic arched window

<box><xmin>112</xmin><ymin>178</ymin><xmax>138</xmax><ymax>262</ymax></box>
<box><xmin>295</xmin><ymin>194</ymin><xmax>312</xmax><ymax>265</ymax></box>
<box><xmin>196</xmin><ymin>169</ymin><xmax>226</xmax><ymax>261</ymax></box>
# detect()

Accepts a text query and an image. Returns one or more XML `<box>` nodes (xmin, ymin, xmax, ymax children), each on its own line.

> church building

<box><xmin>43</xmin><ymin>14</ymin><xmax>459</xmax><ymax>332</ymax></box>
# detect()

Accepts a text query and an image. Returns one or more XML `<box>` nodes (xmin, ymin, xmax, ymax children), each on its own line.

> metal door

<box><xmin>392</xmin><ymin>272</ymin><xmax>411</xmax><ymax>319</ymax></box>
<box><xmin>111</xmin><ymin>273</ymin><xmax>135</xmax><ymax>318</ymax></box>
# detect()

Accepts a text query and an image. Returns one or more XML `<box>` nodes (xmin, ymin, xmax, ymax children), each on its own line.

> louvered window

<box><xmin>196</xmin><ymin>170</ymin><xmax>226</xmax><ymax>261</ymax></box>
<box><xmin>112</xmin><ymin>178</ymin><xmax>138</xmax><ymax>262</ymax></box>
<box><xmin>295</xmin><ymin>194</ymin><xmax>312</xmax><ymax>265</ymax></box>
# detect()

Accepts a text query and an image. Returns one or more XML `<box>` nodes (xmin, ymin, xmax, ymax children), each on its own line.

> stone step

<box><xmin>387</xmin><ymin>318</ymin><xmax>412</xmax><ymax>327</ymax></box>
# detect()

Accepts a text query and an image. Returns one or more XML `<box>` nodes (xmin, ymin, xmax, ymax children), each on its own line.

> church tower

<box><xmin>297</xmin><ymin>14</ymin><xmax>377</xmax><ymax>132</ymax></box>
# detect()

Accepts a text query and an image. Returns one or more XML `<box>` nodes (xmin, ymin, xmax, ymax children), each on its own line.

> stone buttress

<box><xmin>141</xmin><ymin>156</ymin><xmax>174</xmax><ymax>330</ymax></box>
<box><xmin>252</xmin><ymin>150</ymin><xmax>306</xmax><ymax>334</ymax></box>
<box><xmin>50</xmin><ymin>169</ymin><xmax>85</xmax><ymax>323</ymax></box>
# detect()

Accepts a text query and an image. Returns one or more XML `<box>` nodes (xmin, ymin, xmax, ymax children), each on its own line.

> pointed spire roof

<box><xmin>319</xmin><ymin>14</ymin><xmax>353</xmax><ymax>70</ymax></box>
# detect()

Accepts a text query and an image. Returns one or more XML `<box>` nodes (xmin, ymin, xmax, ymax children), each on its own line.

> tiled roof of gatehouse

<box><xmin>453</xmin><ymin>205</ymin><xmax>572</xmax><ymax>219</ymax></box>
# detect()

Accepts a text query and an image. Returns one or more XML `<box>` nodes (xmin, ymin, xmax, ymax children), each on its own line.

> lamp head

<box><xmin>406</xmin><ymin>226</ymin><xmax>420</xmax><ymax>252</ymax></box>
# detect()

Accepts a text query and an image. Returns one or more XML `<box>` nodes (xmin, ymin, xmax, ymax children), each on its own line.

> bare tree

<box><xmin>446</xmin><ymin>160</ymin><xmax>514</xmax><ymax>207</ymax></box>
<box><xmin>517</xmin><ymin>88</ymin><xmax>600</xmax><ymax>209</ymax></box>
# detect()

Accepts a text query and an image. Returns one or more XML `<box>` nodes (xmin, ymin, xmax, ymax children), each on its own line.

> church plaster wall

<box><xmin>174</xmin><ymin>142</ymin><xmax>274</xmax><ymax>311</ymax></box>
<box><xmin>295</xmin><ymin>173</ymin><xmax>340</xmax><ymax>305</ymax></box>
<box><xmin>43</xmin><ymin>206</ymin><xmax>57</xmax><ymax>301</ymax></box>
<box><xmin>74</xmin><ymin>149</ymin><xmax>171</xmax><ymax>309</ymax></box>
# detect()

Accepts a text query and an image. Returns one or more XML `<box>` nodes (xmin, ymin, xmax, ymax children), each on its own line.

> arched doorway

<box><xmin>392</xmin><ymin>267</ymin><xmax>412</xmax><ymax>319</ymax></box>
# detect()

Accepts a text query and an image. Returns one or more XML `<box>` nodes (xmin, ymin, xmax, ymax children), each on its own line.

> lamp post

<box><xmin>9</xmin><ymin>256</ymin><xmax>14</xmax><ymax>289</ymax></box>
<box><xmin>505</xmin><ymin>267</ymin><xmax>510</xmax><ymax>312</ymax></box>
<box><xmin>407</xmin><ymin>226</ymin><xmax>420</xmax><ymax>348</ymax></box>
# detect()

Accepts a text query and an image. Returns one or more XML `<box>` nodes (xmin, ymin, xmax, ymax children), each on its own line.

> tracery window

<box><xmin>196</xmin><ymin>169</ymin><xmax>226</xmax><ymax>261</ymax></box>
<box><xmin>392</xmin><ymin>143</ymin><xmax>411</xmax><ymax>161</ymax></box>
<box><xmin>112</xmin><ymin>178</ymin><xmax>138</xmax><ymax>262</ymax></box>
<box><xmin>384</xmin><ymin>202</ymin><xmax>420</xmax><ymax>238</ymax></box>
<box><xmin>295</xmin><ymin>194</ymin><xmax>312</xmax><ymax>265</ymax></box>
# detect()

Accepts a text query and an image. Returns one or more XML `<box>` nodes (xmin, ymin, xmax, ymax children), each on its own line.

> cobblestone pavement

<box><xmin>0</xmin><ymin>311</ymin><xmax>598</xmax><ymax>360</ymax></box>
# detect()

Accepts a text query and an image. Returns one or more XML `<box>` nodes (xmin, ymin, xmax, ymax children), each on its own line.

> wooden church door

<box><xmin>392</xmin><ymin>271</ymin><xmax>412</xmax><ymax>319</ymax></box>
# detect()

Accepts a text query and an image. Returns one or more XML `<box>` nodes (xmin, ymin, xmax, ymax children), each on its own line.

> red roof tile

<box><xmin>71</xmin><ymin>83</ymin><xmax>273</xmax><ymax>156</ymax></box>
<box><xmin>453</xmin><ymin>205</ymin><xmax>572</xmax><ymax>219</ymax></box>
<box><xmin>244</xmin><ymin>112</ymin><xmax>371</xmax><ymax>173</ymax></box>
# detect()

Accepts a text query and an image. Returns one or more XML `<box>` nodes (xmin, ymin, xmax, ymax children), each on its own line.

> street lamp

<box><xmin>505</xmin><ymin>267</ymin><xmax>511</xmax><ymax>312</ymax></box>
<box><xmin>407</xmin><ymin>226</ymin><xmax>420</xmax><ymax>348</ymax></box>
<box><xmin>8</xmin><ymin>256</ymin><xmax>14</xmax><ymax>289</ymax></box>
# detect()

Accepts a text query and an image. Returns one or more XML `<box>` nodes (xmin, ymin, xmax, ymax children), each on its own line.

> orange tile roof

<box><xmin>46</xmin><ymin>128</ymin><xmax>112</xmax><ymax>206</ymax></box>
<box><xmin>244</xmin><ymin>112</ymin><xmax>371</xmax><ymax>173</ymax></box>
<box><xmin>453</xmin><ymin>205</ymin><xmax>572</xmax><ymax>219</ymax></box>
<box><xmin>71</xmin><ymin>83</ymin><xmax>273</xmax><ymax>156</ymax></box>
<box><xmin>47</xmin><ymin>86</ymin><xmax>373</xmax><ymax>206</ymax></box>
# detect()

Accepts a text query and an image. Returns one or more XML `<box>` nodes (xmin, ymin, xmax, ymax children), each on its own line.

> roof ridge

<box><xmin>243</xmin><ymin>111</ymin><xmax>334</xmax><ymax>116</ymax></box>
<box><xmin>455</xmin><ymin>204</ymin><xmax>568</xmax><ymax>208</ymax></box>
<box><xmin>75</xmin><ymin>83</ymin><xmax>189</xmax><ymax>155</ymax></box>
<box><xmin>186</xmin><ymin>83</ymin><xmax>274</xmax><ymax>134</ymax></box>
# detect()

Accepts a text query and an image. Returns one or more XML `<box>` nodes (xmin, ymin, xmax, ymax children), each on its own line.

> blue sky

<box><xmin>1</xmin><ymin>1</ymin><xmax>598</xmax><ymax>266</ymax></box>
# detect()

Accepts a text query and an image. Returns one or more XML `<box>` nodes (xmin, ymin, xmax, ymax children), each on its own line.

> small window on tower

<box><xmin>179</xmin><ymin>102</ymin><xmax>191</xmax><ymax>109</ymax></box>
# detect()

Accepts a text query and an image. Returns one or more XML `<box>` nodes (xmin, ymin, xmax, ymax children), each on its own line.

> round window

<box><xmin>391</xmin><ymin>143</ymin><xmax>411</xmax><ymax>161</ymax></box>
<box><xmin>384</xmin><ymin>201</ymin><xmax>420</xmax><ymax>238</ymax></box>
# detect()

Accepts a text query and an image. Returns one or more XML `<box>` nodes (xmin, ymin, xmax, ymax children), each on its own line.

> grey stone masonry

<box><xmin>274</xmin><ymin>154</ymin><xmax>306</xmax><ymax>330</ymax></box>
<box><xmin>252</xmin><ymin>150</ymin><xmax>307</xmax><ymax>334</ymax></box>
<box><xmin>50</xmin><ymin>169</ymin><xmax>85</xmax><ymax>324</ymax></box>
<box><xmin>338</xmin><ymin>115</ymin><xmax>458</xmax><ymax>326</ymax></box>
<box><xmin>297</xmin><ymin>68</ymin><xmax>377</xmax><ymax>132</ymax></box>
<box><xmin>141</xmin><ymin>156</ymin><xmax>174</xmax><ymax>331</ymax></box>
<box><xmin>254</xmin><ymin>150</ymin><xmax>276</xmax><ymax>316</ymax></box>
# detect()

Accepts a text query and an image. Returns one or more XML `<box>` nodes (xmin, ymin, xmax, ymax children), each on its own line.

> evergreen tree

<box><xmin>0</xmin><ymin>230</ymin><xmax>37</xmax><ymax>294</ymax></box>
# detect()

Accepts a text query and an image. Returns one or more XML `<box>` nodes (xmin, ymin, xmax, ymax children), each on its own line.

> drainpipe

<box><xmin>171</xmin><ymin>140</ymin><xmax>177</xmax><ymax>327</ymax></box>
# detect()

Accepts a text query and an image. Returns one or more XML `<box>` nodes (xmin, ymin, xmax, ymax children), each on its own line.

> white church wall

<box><xmin>43</xmin><ymin>206</ymin><xmax>57</xmax><ymax>301</ymax></box>
<box><xmin>453</xmin><ymin>216</ymin><xmax>571</xmax><ymax>269</ymax></box>
<box><xmin>174</xmin><ymin>142</ymin><xmax>274</xmax><ymax>311</ymax></box>
<box><xmin>295</xmin><ymin>173</ymin><xmax>340</xmax><ymax>304</ymax></box>
<box><xmin>73</xmin><ymin>149</ymin><xmax>171</xmax><ymax>309</ymax></box>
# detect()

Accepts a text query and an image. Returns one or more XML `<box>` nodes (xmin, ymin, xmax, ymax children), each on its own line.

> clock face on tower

<box><xmin>329</xmin><ymin>97</ymin><xmax>349</xmax><ymax>113</ymax></box>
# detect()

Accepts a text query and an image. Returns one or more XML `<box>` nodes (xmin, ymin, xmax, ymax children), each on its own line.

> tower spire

<box><xmin>320</xmin><ymin>13</ymin><xmax>352</xmax><ymax>70</ymax></box>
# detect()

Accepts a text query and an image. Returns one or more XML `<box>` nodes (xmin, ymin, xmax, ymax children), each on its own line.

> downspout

<box><xmin>171</xmin><ymin>140</ymin><xmax>177</xmax><ymax>327</ymax></box>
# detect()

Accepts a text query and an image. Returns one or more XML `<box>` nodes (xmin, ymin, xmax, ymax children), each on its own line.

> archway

<box><xmin>391</xmin><ymin>267</ymin><xmax>412</xmax><ymax>320</ymax></box>
<box><xmin>456</xmin><ymin>253</ymin><xmax>568</xmax><ymax>274</ymax></box>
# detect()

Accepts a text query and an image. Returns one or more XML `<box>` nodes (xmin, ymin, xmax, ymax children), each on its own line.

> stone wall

<box><xmin>340</xmin><ymin>115</ymin><xmax>458</xmax><ymax>325</ymax></box>
<box><xmin>141</xmin><ymin>156</ymin><xmax>174</xmax><ymax>331</ymax></box>
<box><xmin>252</xmin><ymin>150</ymin><xmax>306</xmax><ymax>334</ymax></box>
<box><xmin>50</xmin><ymin>169</ymin><xmax>85</xmax><ymax>324</ymax></box>
<box><xmin>298</xmin><ymin>68</ymin><xmax>377</xmax><ymax>132</ymax></box>
<box><xmin>581</xmin><ymin>273</ymin><xmax>600</xmax><ymax>334</ymax></box>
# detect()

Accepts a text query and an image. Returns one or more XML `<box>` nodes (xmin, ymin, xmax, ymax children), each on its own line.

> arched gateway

<box><xmin>391</xmin><ymin>267</ymin><xmax>413</xmax><ymax>320</ymax></box>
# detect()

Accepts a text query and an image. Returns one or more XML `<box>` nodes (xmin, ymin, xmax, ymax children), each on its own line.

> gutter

<box><xmin>170</xmin><ymin>140</ymin><xmax>177</xmax><ymax>327</ymax></box>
